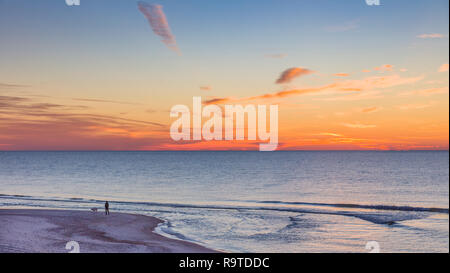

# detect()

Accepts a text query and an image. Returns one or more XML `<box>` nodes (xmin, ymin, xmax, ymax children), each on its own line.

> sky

<box><xmin>0</xmin><ymin>0</ymin><xmax>448</xmax><ymax>150</ymax></box>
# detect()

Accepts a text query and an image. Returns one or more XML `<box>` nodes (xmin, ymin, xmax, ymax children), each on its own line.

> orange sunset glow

<box><xmin>0</xmin><ymin>1</ymin><xmax>448</xmax><ymax>151</ymax></box>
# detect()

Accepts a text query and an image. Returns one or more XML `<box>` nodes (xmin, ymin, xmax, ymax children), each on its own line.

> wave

<box><xmin>1</xmin><ymin>193</ymin><xmax>448</xmax><ymax>225</ymax></box>
<box><xmin>154</xmin><ymin>221</ymin><xmax>198</xmax><ymax>243</ymax></box>
<box><xmin>243</xmin><ymin>200</ymin><xmax>449</xmax><ymax>214</ymax></box>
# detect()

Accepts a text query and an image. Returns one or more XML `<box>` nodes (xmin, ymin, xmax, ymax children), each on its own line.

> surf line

<box><xmin>169</xmin><ymin>96</ymin><xmax>278</xmax><ymax>151</ymax></box>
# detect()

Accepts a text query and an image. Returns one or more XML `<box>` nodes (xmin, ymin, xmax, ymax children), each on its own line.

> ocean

<box><xmin>0</xmin><ymin>151</ymin><xmax>448</xmax><ymax>252</ymax></box>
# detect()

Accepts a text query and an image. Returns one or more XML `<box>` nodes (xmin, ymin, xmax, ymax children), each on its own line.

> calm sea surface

<box><xmin>0</xmin><ymin>151</ymin><xmax>448</xmax><ymax>252</ymax></box>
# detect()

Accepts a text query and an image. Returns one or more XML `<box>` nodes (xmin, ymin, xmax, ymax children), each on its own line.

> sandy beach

<box><xmin>0</xmin><ymin>209</ymin><xmax>217</xmax><ymax>253</ymax></box>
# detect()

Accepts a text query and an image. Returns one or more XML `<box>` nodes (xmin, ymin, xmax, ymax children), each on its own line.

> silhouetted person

<box><xmin>105</xmin><ymin>201</ymin><xmax>110</xmax><ymax>215</ymax></box>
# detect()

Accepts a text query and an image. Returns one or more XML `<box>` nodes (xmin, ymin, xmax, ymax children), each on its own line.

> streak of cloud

<box><xmin>276</xmin><ymin>67</ymin><xmax>314</xmax><ymax>84</ymax></box>
<box><xmin>0</xmin><ymin>94</ymin><xmax>168</xmax><ymax>150</ymax></box>
<box><xmin>361</xmin><ymin>106</ymin><xmax>382</xmax><ymax>113</ymax></box>
<box><xmin>334</xmin><ymin>73</ymin><xmax>349</xmax><ymax>77</ymax></box>
<box><xmin>0</xmin><ymin>83</ymin><xmax>25</xmax><ymax>88</ymax></box>
<box><xmin>204</xmin><ymin>74</ymin><xmax>422</xmax><ymax>105</ymax></box>
<box><xmin>319</xmin><ymin>91</ymin><xmax>383</xmax><ymax>102</ymax></box>
<box><xmin>335</xmin><ymin>74</ymin><xmax>422</xmax><ymax>90</ymax></box>
<box><xmin>398</xmin><ymin>87</ymin><xmax>449</xmax><ymax>97</ymax></box>
<box><xmin>203</xmin><ymin>83</ymin><xmax>337</xmax><ymax>105</ymax></box>
<box><xmin>417</xmin><ymin>33</ymin><xmax>445</xmax><ymax>39</ymax></box>
<box><xmin>200</xmin><ymin>85</ymin><xmax>212</xmax><ymax>91</ymax></box>
<box><xmin>342</xmin><ymin>123</ymin><xmax>376</xmax><ymax>129</ymax></box>
<box><xmin>137</xmin><ymin>2</ymin><xmax>180</xmax><ymax>55</ymax></box>
<box><xmin>72</xmin><ymin>97</ymin><xmax>142</xmax><ymax>105</ymax></box>
<box><xmin>314</xmin><ymin>132</ymin><xmax>343</xmax><ymax>137</ymax></box>
<box><xmin>0</xmin><ymin>95</ymin><xmax>165</xmax><ymax>128</ymax></box>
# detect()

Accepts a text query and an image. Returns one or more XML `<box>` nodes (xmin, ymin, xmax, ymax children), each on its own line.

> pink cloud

<box><xmin>417</xmin><ymin>33</ymin><xmax>445</xmax><ymax>39</ymax></box>
<box><xmin>138</xmin><ymin>2</ymin><xmax>180</xmax><ymax>55</ymax></box>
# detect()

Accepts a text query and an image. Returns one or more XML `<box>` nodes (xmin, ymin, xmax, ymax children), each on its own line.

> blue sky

<box><xmin>1</xmin><ymin>0</ymin><xmax>448</xmax><ymax>87</ymax></box>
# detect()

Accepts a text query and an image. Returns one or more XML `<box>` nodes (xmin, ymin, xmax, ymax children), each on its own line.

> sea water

<box><xmin>0</xmin><ymin>151</ymin><xmax>448</xmax><ymax>252</ymax></box>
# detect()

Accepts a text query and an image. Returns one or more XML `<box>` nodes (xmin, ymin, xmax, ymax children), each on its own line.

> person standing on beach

<box><xmin>105</xmin><ymin>201</ymin><xmax>110</xmax><ymax>215</ymax></box>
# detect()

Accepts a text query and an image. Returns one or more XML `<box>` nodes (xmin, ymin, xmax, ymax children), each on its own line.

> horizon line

<box><xmin>1</xmin><ymin>149</ymin><xmax>448</xmax><ymax>152</ymax></box>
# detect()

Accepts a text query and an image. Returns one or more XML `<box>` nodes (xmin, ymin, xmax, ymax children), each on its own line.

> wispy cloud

<box><xmin>0</xmin><ymin>95</ymin><xmax>73</xmax><ymax>112</ymax></box>
<box><xmin>417</xmin><ymin>33</ymin><xmax>445</xmax><ymax>39</ymax></box>
<box><xmin>438</xmin><ymin>63</ymin><xmax>449</xmax><ymax>72</ymax></box>
<box><xmin>0</xmin><ymin>95</ymin><xmax>164</xmax><ymax>127</ymax></box>
<box><xmin>0</xmin><ymin>94</ymin><xmax>168</xmax><ymax>150</ymax></box>
<box><xmin>334</xmin><ymin>73</ymin><xmax>350</xmax><ymax>77</ymax></box>
<box><xmin>374</xmin><ymin>64</ymin><xmax>393</xmax><ymax>72</ymax></box>
<box><xmin>335</xmin><ymin>74</ymin><xmax>422</xmax><ymax>90</ymax></box>
<box><xmin>200</xmin><ymin>85</ymin><xmax>212</xmax><ymax>91</ymax></box>
<box><xmin>72</xmin><ymin>98</ymin><xmax>142</xmax><ymax>105</ymax></box>
<box><xmin>0</xmin><ymin>95</ymin><xmax>28</xmax><ymax>103</ymax></box>
<box><xmin>320</xmin><ymin>91</ymin><xmax>383</xmax><ymax>102</ymax></box>
<box><xmin>203</xmin><ymin>83</ymin><xmax>336</xmax><ymax>105</ymax></box>
<box><xmin>137</xmin><ymin>2</ymin><xmax>180</xmax><ymax>55</ymax></box>
<box><xmin>360</xmin><ymin>106</ymin><xmax>382</xmax><ymax>113</ymax></box>
<box><xmin>204</xmin><ymin>74</ymin><xmax>422</xmax><ymax>105</ymax></box>
<box><xmin>398</xmin><ymin>87</ymin><xmax>449</xmax><ymax>97</ymax></box>
<box><xmin>342</xmin><ymin>123</ymin><xmax>376</xmax><ymax>129</ymax></box>
<box><xmin>314</xmin><ymin>132</ymin><xmax>343</xmax><ymax>137</ymax></box>
<box><xmin>0</xmin><ymin>82</ymin><xmax>28</xmax><ymax>89</ymax></box>
<box><xmin>276</xmin><ymin>67</ymin><xmax>314</xmax><ymax>84</ymax></box>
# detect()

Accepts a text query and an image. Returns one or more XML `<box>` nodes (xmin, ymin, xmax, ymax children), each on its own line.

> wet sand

<box><xmin>0</xmin><ymin>209</ymin><xmax>217</xmax><ymax>253</ymax></box>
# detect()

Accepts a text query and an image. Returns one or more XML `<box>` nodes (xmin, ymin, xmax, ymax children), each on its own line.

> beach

<box><xmin>0</xmin><ymin>209</ymin><xmax>217</xmax><ymax>253</ymax></box>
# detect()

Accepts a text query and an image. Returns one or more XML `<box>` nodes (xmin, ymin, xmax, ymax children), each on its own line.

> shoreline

<box><xmin>0</xmin><ymin>209</ymin><xmax>218</xmax><ymax>253</ymax></box>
